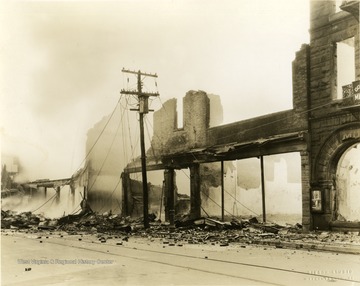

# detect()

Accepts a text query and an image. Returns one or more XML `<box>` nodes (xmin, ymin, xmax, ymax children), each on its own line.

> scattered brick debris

<box><xmin>2</xmin><ymin>210</ymin><xmax>360</xmax><ymax>251</ymax></box>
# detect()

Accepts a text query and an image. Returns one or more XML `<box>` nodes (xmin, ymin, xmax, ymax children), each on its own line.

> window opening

<box><xmin>336</xmin><ymin>37</ymin><xmax>355</xmax><ymax>100</ymax></box>
<box><xmin>335</xmin><ymin>0</ymin><xmax>343</xmax><ymax>13</ymax></box>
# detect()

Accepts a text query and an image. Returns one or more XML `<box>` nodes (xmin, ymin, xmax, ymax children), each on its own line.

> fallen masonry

<box><xmin>2</xmin><ymin>210</ymin><xmax>360</xmax><ymax>254</ymax></box>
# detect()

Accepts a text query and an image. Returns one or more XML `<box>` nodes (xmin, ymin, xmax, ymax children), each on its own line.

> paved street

<box><xmin>2</xmin><ymin>230</ymin><xmax>360</xmax><ymax>286</ymax></box>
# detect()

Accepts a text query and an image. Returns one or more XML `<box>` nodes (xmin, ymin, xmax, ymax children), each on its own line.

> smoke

<box><xmin>84</xmin><ymin>99</ymin><xmax>141</xmax><ymax>213</ymax></box>
<box><xmin>1</xmin><ymin>186</ymin><xmax>83</xmax><ymax>218</ymax></box>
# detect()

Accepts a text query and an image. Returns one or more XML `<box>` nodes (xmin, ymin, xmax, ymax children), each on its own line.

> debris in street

<box><xmin>2</xmin><ymin>210</ymin><xmax>360</xmax><ymax>252</ymax></box>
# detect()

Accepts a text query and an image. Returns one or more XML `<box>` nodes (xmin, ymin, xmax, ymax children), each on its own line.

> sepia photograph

<box><xmin>1</xmin><ymin>0</ymin><xmax>360</xmax><ymax>285</ymax></box>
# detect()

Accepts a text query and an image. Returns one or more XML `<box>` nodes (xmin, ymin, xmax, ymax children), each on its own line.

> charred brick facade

<box><xmin>152</xmin><ymin>91</ymin><xmax>211</xmax><ymax>154</ymax></box>
<box><xmin>308</xmin><ymin>0</ymin><xmax>360</xmax><ymax>230</ymax></box>
<box><xmin>123</xmin><ymin>0</ymin><xmax>360</xmax><ymax>231</ymax></box>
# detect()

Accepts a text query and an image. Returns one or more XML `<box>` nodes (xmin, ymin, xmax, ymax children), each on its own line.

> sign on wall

<box><xmin>311</xmin><ymin>189</ymin><xmax>323</xmax><ymax>212</ymax></box>
<box><xmin>342</xmin><ymin>80</ymin><xmax>360</xmax><ymax>106</ymax></box>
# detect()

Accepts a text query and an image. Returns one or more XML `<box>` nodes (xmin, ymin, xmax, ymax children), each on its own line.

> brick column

<box><xmin>300</xmin><ymin>151</ymin><xmax>311</xmax><ymax>231</ymax></box>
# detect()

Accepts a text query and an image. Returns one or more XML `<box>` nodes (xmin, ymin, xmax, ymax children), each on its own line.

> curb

<box><xmin>249</xmin><ymin>239</ymin><xmax>360</xmax><ymax>255</ymax></box>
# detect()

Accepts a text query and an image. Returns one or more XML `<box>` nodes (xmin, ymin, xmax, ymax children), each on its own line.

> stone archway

<box><xmin>313</xmin><ymin>123</ymin><xmax>360</xmax><ymax>227</ymax></box>
<box><xmin>314</xmin><ymin>123</ymin><xmax>360</xmax><ymax>183</ymax></box>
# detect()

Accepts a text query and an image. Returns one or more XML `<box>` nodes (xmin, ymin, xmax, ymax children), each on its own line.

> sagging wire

<box><xmin>201</xmin><ymin>205</ymin><xmax>210</xmax><ymax>217</ymax></box>
<box><xmin>66</xmin><ymin>98</ymin><xmax>123</xmax><ymax>217</ymax></box>
<box><xmin>112</xmin><ymin>198</ymin><xmax>122</xmax><ymax>213</ymax></box>
<box><xmin>145</xmin><ymin>87</ymin><xmax>329</xmax><ymax>222</ymax></box>
<box><xmin>31</xmin><ymin>192</ymin><xmax>58</xmax><ymax>213</ymax></box>
<box><xmin>121</xmin><ymin>98</ymin><xmax>129</xmax><ymax>168</ymax></box>
<box><xmin>72</xmin><ymin>98</ymin><xmax>121</xmax><ymax>176</ymax></box>
<box><xmin>120</xmin><ymin>96</ymin><xmax>140</xmax><ymax>171</ymax></box>
<box><xmin>178</xmin><ymin>166</ymin><xmax>263</xmax><ymax>220</ymax></box>
<box><xmin>144</xmin><ymin>117</ymin><xmax>158</xmax><ymax>159</ymax></box>
<box><xmin>67</xmin><ymin>190</ymin><xmax>84</xmax><ymax>216</ymax></box>
<box><xmin>97</xmin><ymin>177</ymin><xmax>122</xmax><ymax>214</ymax></box>
<box><xmin>87</xmin><ymin>101</ymin><xmax>125</xmax><ymax>194</ymax></box>
<box><xmin>120</xmin><ymin>94</ymin><xmax>141</xmax><ymax>184</ymax></box>
<box><xmin>225</xmin><ymin>189</ymin><xmax>260</xmax><ymax>217</ymax></box>
<box><xmin>124</xmin><ymin>96</ymin><xmax>141</xmax><ymax>163</ymax></box>
<box><xmin>94</xmin><ymin>93</ymin><xmax>146</xmax><ymax>213</ymax></box>
<box><xmin>152</xmin><ymin>95</ymin><xmax>310</xmax><ymax>222</ymax></box>
<box><xmin>200</xmin><ymin>189</ymin><xmax>234</xmax><ymax>218</ymax></box>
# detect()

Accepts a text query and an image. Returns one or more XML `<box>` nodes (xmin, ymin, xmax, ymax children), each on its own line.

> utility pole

<box><xmin>120</xmin><ymin>68</ymin><xmax>159</xmax><ymax>228</ymax></box>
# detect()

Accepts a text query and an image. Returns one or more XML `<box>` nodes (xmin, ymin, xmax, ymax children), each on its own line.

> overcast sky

<box><xmin>0</xmin><ymin>0</ymin><xmax>309</xmax><ymax>181</ymax></box>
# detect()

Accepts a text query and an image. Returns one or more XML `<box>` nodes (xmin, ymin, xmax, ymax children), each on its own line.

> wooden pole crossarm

<box><xmin>121</xmin><ymin>68</ymin><xmax>158</xmax><ymax>78</ymax></box>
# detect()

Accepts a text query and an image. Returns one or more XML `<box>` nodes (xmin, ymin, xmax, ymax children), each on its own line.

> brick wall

<box><xmin>309</xmin><ymin>0</ymin><xmax>359</xmax><ymax>181</ymax></box>
<box><xmin>152</xmin><ymin>98</ymin><xmax>177</xmax><ymax>152</ymax></box>
<box><xmin>151</xmin><ymin>90</ymin><xmax>214</xmax><ymax>155</ymax></box>
<box><xmin>309</xmin><ymin>0</ymin><xmax>360</xmax><ymax>230</ymax></box>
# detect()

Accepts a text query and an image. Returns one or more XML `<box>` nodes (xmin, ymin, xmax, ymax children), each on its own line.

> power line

<box><xmin>32</xmin><ymin>192</ymin><xmax>58</xmax><ymax>213</ymax></box>
<box><xmin>144</xmin><ymin>117</ymin><xmax>158</xmax><ymax>159</ymax></box>
<box><xmin>121</xmin><ymin>98</ymin><xmax>129</xmax><ymax>168</ymax></box>
<box><xmin>140</xmin><ymin>87</ymin><xmax>359</xmax><ymax>224</ymax></box>
<box><xmin>87</xmin><ymin>101</ymin><xmax>125</xmax><ymax>194</ymax></box>
<box><xmin>72</xmin><ymin>98</ymin><xmax>121</xmax><ymax>176</ymax></box>
<box><xmin>120</xmin><ymin>68</ymin><xmax>159</xmax><ymax>229</ymax></box>
<box><xmin>124</xmin><ymin>96</ymin><xmax>140</xmax><ymax>162</ymax></box>
<box><xmin>200</xmin><ymin>189</ymin><xmax>234</xmax><ymax>217</ymax></box>
<box><xmin>176</xmin><ymin>164</ymin><xmax>262</xmax><ymax>219</ymax></box>
<box><xmin>97</xmin><ymin>177</ymin><xmax>122</xmax><ymax>213</ymax></box>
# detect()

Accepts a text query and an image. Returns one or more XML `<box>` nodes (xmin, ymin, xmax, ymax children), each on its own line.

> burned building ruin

<box><xmin>122</xmin><ymin>0</ymin><xmax>360</xmax><ymax>232</ymax></box>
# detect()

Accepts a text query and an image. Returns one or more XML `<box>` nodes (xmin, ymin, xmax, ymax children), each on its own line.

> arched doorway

<box><xmin>312</xmin><ymin>124</ymin><xmax>360</xmax><ymax>230</ymax></box>
<box><xmin>334</xmin><ymin>143</ymin><xmax>360</xmax><ymax>222</ymax></box>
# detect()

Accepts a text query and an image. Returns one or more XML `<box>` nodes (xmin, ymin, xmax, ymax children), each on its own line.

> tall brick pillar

<box><xmin>183</xmin><ymin>91</ymin><xmax>210</xmax><ymax>149</ymax></box>
<box><xmin>190</xmin><ymin>164</ymin><xmax>201</xmax><ymax>219</ymax></box>
<box><xmin>300</xmin><ymin>151</ymin><xmax>311</xmax><ymax>231</ymax></box>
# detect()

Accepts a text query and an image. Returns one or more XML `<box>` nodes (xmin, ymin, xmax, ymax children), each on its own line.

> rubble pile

<box><xmin>1</xmin><ymin>210</ymin><xmax>155</xmax><ymax>233</ymax></box>
<box><xmin>2</xmin><ymin>210</ymin><xmax>360</xmax><ymax>249</ymax></box>
<box><xmin>2</xmin><ymin>210</ymin><xmax>43</xmax><ymax>229</ymax></box>
<box><xmin>140</xmin><ymin>216</ymin><xmax>305</xmax><ymax>247</ymax></box>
